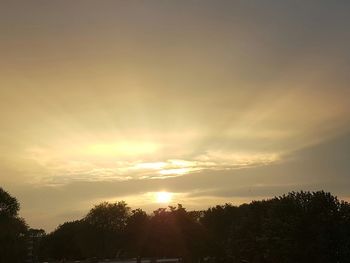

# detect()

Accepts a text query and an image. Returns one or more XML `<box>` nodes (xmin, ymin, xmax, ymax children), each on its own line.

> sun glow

<box><xmin>86</xmin><ymin>141</ymin><xmax>158</xmax><ymax>157</ymax></box>
<box><xmin>155</xmin><ymin>191</ymin><xmax>172</xmax><ymax>204</ymax></box>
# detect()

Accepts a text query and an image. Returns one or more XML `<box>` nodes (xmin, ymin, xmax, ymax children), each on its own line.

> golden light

<box><xmin>135</xmin><ymin>162</ymin><xmax>167</xmax><ymax>170</ymax></box>
<box><xmin>85</xmin><ymin>141</ymin><xmax>159</xmax><ymax>157</ymax></box>
<box><xmin>155</xmin><ymin>191</ymin><xmax>172</xmax><ymax>204</ymax></box>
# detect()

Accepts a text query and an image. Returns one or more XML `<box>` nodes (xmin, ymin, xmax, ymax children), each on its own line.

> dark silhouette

<box><xmin>2</xmin><ymin>187</ymin><xmax>350</xmax><ymax>262</ymax></box>
<box><xmin>27</xmin><ymin>228</ymin><xmax>46</xmax><ymax>263</ymax></box>
<box><xmin>0</xmin><ymin>187</ymin><xmax>28</xmax><ymax>263</ymax></box>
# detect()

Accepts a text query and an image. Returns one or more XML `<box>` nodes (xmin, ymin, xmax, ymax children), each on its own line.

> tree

<box><xmin>145</xmin><ymin>204</ymin><xmax>207</xmax><ymax>262</ymax></box>
<box><xmin>41</xmin><ymin>220</ymin><xmax>84</xmax><ymax>260</ymax></box>
<box><xmin>0</xmin><ymin>187</ymin><xmax>28</xmax><ymax>263</ymax></box>
<box><xmin>0</xmin><ymin>187</ymin><xmax>20</xmax><ymax>217</ymax></box>
<box><xmin>38</xmin><ymin>191</ymin><xmax>350</xmax><ymax>262</ymax></box>
<box><xmin>83</xmin><ymin>201</ymin><xmax>131</xmax><ymax>258</ymax></box>
<box><xmin>85</xmin><ymin>201</ymin><xmax>130</xmax><ymax>232</ymax></box>
<box><xmin>124</xmin><ymin>208</ymin><xmax>150</xmax><ymax>257</ymax></box>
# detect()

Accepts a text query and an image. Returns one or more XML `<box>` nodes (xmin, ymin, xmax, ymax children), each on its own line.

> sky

<box><xmin>1</xmin><ymin>0</ymin><xmax>350</xmax><ymax>231</ymax></box>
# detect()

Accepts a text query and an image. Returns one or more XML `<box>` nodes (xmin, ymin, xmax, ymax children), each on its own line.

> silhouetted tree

<box><xmin>203</xmin><ymin>191</ymin><xmax>350</xmax><ymax>263</ymax></box>
<box><xmin>38</xmin><ymin>191</ymin><xmax>350</xmax><ymax>263</ymax></box>
<box><xmin>41</xmin><ymin>220</ymin><xmax>83</xmax><ymax>260</ymax></box>
<box><xmin>145</xmin><ymin>204</ymin><xmax>206</xmax><ymax>262</ymax></box>
<box><xmin>83</xmin><ymin>201</ymin><xmax>130</xmax><ymax>258</ymax></box>
<box><xmin>0</xmin><ymin>187</ymin><xmax>28</xmax><ymax>263</ymax></box>
<box><xmin>124</xmin><ymin>208</ymin><xmax>150</xmax><ymax>257</ymax></box>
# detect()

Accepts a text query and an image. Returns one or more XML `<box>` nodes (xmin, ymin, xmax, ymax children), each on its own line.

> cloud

<box><xmin>23</xmin><ymin>142</ymin><xmax>280</xmax><ymax>184</ymax></box>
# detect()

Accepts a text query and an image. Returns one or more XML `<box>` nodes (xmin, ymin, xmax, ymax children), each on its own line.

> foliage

<box><xmin>0</xmin><ymin>187</ymin><xmax>20</xmax><ymax>217</ymax></box>
<box><xmin>3</xmin><ymin>187</ymin><xmax>350</xmax><ymax>262</ymax></box>
<box><xmin>0</xmin><ymin>187</ymin><xmax>28</xmax><ymax>263</ymax></box>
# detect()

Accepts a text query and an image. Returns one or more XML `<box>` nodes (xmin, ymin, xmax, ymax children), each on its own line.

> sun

<box><xmin>155</xmin><ymin>191</ymin><xmax>172</xmax><ymax>204</ymax></box>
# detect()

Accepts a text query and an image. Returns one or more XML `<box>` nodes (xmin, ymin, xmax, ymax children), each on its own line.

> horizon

<box><xmin>1</xmin><ymin>0</ymin><xmax>350</xmax><ymax>232</ymax></box>
<box><xmin>21</xmin><ymin>189</ymin><xmax>350</xmax><ymax>232</ymax></box>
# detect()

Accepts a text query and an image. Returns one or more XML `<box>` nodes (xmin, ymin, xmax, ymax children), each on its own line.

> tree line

<box><xmin>1</xmin><ymin>187</ymin><xmax>350</xmax><ymax>262</ymax></box>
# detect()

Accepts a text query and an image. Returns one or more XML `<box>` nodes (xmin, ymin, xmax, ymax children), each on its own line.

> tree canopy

<box><xmin>2</xmin><ymin>188</ymin><xmax>350</xmax><ymax>262</ymax></box>
<box><xmin>37</xmin><ymin>191</ymin><xmax>350</xmax><ymax>262</ymax></box>
<box><xmin>0</xmin><ymin>187</ymin><xmax>20</xmax><ymax>217</ymax></box>
<box><xmin>0</xmin><ymin>187</ymin><xmax>28</xmax><ymax>263</ymax></box>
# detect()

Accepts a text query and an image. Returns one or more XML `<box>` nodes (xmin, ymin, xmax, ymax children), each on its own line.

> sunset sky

<box><xmin>1</xmin><ymin>1</ymin><xmax>350</xmax><ymax>231</ymax></box>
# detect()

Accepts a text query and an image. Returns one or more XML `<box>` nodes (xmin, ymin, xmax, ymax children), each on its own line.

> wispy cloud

<box><xmin>24</xmin><ymin>144</ymin><xmax>280</xmax><ymax>185</ymax></box>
